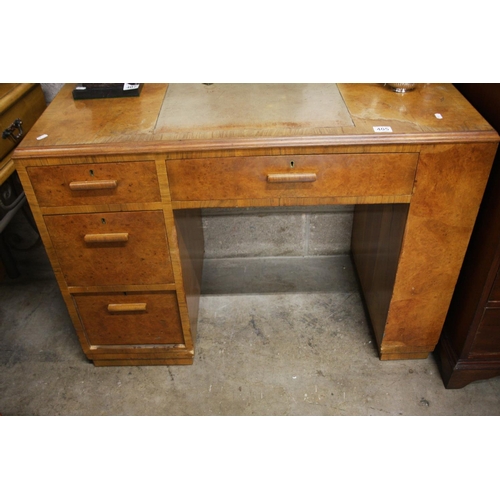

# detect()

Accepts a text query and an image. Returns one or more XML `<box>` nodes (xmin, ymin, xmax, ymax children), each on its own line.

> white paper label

<box><xmin>373</xmin><ymin>126</ymin><xmax>393</xmax><ymax>133</ymax></box>
<box><xmin>123</xmin><ymin>83</ymin><xmax>140</xmax><ymax>91</ymax></box>
<box><xmin>435</xmin><ymin>113</ymin><xmax>443</xmax><ymax>119</ymax></box>
<box><xmin>36</xmin><ymin>134</ymin><xmax>48</xmax><ymax>140</ymax></box>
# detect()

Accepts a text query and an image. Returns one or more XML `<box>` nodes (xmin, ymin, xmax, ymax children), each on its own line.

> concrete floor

<box><xmin>1</xmin><ymin>209</ymin><xmax>500</xmax><ymax>416</ymax></box>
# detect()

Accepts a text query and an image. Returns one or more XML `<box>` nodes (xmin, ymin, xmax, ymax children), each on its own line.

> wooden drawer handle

<box><xmin>267</xmin><ymin>173</ymin><xmax>317</xmax><ymax>183</ymax></box>
<box><xmin>107</xmin><ymin>303</ymin><xmax>147</xmax><ymax>313</ymax></box>
<box><xmin>69</xmin><ymin>180</ymin><xmax>118</xmax><ymax>191</ymax></box>
<box><xmin>84</xmin><ymin>233</ymin><xmax>129</xmax><ymax>243</ymax></box>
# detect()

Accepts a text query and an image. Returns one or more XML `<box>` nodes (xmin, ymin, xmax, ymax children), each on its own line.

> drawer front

<box><xmin>27</xmin><ymin>161</ymin><xmax>161</xmax><ymax>207</ymax></box>
<box><xmin>44</xmin><ymin>211</ymin><xmax>174</xmax><ymax>286</ymax></box>
<box><xmin>74</xmin><ymin>292</ymin><xmax>184</xmax><ymax>345</ymax></box>
<box><xmin>471</xmin><ymin>307</ymin><xmax>500</xmax><ymax>355</ymax></box>
<box><xmin>0</xmin><ymin>84</ymin><xmax>46</xmax><ymax>162</ymax></box>
<box><xmin>167</xmin><ymin>153</ymin><xmax>418</xmax><ymax>202</ymax></box>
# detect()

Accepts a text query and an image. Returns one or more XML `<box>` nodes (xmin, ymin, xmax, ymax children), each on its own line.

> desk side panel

<box><xmin>351</xmin><ymin>204</ymin><xmax>409</xmax><ymax>349</ymax></box>
<box><xmin>173</xmin><ymin>209</ymin><xmax>205</xmax><ymax>345</ymax></box>
<box><xmin>381</xmin><ymin>142</ymin><xmax>498</xmax><ymax>359</ymax></box>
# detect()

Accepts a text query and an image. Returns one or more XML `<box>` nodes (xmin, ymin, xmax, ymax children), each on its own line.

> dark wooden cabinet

<box><xmin>438</xmin><ymin>84</ymin><xmax>500</xmax><ymax>388</ymax></box>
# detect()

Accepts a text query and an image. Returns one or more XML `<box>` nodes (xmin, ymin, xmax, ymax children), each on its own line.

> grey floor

<box><xmin>1</xmin><ymin>209</ymin><xmax>500</xmax><ymax>416</ymax></box>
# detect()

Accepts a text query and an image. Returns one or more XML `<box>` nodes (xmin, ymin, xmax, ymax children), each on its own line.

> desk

<box><xmin>13</xmin><ymin>83</ymin><xmax>499</xmax><ymax>366</ymax></box>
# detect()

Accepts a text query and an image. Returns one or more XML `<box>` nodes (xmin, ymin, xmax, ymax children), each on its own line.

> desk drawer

<box><xmin>167</xmin><ymin>153</ymin><xmax>418</xmax><ymax>202</ymax></box>
<box><xmin>1</xmin><ymin>84</ymin><xmax>46</xmax><ymax>162</ymax></box>
<box><xmin>27</xmin><ymin>161</ymin><xmax>161</xmax><ymax>207</ymax></box>
<box><xmin>74</xmin><ymin>291</ymin><xmax>184</xmax><ymax>345</ymax></box>
<box><xmin>44</xmin><ymin>210</ymin><xmax>174</xmax><ymax>286</ymax></box>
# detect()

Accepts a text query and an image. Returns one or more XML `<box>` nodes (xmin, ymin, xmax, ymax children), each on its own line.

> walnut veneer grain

<box><xmin>167</xmin><ymin>153</ymin><xmax>417</xmax><ymax>203</ymax></box>
<box><xmin>44</xmin><ymin>211</ymin><xmax>174</xmax><ymax>287</ymax></box>
<box><xmin>73</xmin><ymin>291</ymin><xmax>184</xmax><ymax>346</ymax></box>
<box><xmin>27</xmin><ymin>161</ymin><xmax>161</xmax><ymax>207</ymax></box>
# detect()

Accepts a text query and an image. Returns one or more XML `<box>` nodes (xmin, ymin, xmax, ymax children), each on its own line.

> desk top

<box><xmin>14</xmin><ymin>83</ymin><xmax>499</xmax><ymax>158</ymax></box>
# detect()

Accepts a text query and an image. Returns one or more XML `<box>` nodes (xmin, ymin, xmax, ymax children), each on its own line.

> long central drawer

<box><xmin>167</xmin><ymin>153</ymin><xmax>418</xmax><ymax>202</ymax></box>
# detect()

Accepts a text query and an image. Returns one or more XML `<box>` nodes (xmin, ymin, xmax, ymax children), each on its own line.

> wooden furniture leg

<box><xmin>353</xmin><ymin>143</ymin><xmax>498</xmax><ymax>360</ymax></box>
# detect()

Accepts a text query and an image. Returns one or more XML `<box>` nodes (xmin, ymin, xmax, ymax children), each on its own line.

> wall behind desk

<box><xmin>41</xmin><ymin>83</ymin><xmax>64</xmax><ymax>104</ymax></box>
<box><xmin>202</xmin><ymin>206</ymin><xmax>353</xmax><ymax>259</ymax></box>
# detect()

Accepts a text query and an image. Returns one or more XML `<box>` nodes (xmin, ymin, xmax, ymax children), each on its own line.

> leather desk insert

<box><xmin>12</xmin><ymin>83</ymin><xmax>500</xmax><ymax>366</ymax></box>
<box><xmin>156</xmin><ymin>83</ymin><xmax>354</xmax><ymax>137</ymax></box>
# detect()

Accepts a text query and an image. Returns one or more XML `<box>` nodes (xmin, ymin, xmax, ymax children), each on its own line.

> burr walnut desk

<box><xmin>12</xmin><ymin>83</ymin><xmax>499</xmax><ymax>366</ymax></box>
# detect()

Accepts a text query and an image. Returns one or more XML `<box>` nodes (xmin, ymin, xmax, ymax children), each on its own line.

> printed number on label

<box><xmin>373</xmin><ymin>126</ymin><xmax>393</xmax><ymax>133</ymax></box>
<box><xmin>123</xmin><ymin>83</ymin><xmax>140</xmax><ymax>91</ymax></box>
